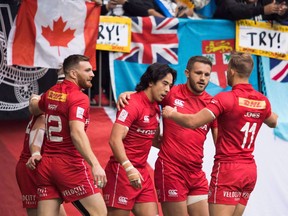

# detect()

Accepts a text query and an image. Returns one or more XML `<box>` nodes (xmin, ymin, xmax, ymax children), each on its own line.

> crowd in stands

<box><xmin>90</xmin><ymin>0</ymin><xmax>288</xmax><ymax>107</ymax></box>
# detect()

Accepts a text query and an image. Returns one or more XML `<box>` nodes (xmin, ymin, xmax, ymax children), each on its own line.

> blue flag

<box><xmin>109</xmin><ymin>17</ymin><xmax>258</xmax><ymax>99</ymax></box>
<box><xmin>260</xmin><ymin>56</ymin><xmax>288</xmax><ymax>141</ymax></box>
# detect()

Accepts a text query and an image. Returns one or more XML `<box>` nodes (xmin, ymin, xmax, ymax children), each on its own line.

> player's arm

<box><xmin>264</xmin><ymin>112</ymin><xmax>278</xmax><ymax>128</ymax></box>
<box><xmin>26</xmin><ymin>114</ymin><xmax>45</xmax><ymax>170</ymax></box>
<box><xmin>152</xmin><ymin>127</ymin><xmax>162</xmax><ymax>149</ymax></box>
<box><xmin>70</xmin><ymin>120</ymin><xmax>106</xmax><ymax>188</ymax></box>
<box><xmin>162</xmin><ymin>106</ymin><xmax>215</xmax><ymax>129</ymax></box>
<box><xmin>109</xmin><ymin>123</ymin><xmax>143</xmax><ymax>189</ymax></box>
<box><xmin>211</xmin><ymin>126</ymin><xmax>218</xmax><ymax>145</ymax></box>
<box><xmin>29</xmin><ymin>94</ymin><xmax>43</xmax><ymax>116</ymax></box>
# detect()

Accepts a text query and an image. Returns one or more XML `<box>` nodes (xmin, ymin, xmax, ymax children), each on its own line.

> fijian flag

<box><xmin>109</xmin><ymin>18</ymin><xmax>259</xmax><ymax>100</ymax></box>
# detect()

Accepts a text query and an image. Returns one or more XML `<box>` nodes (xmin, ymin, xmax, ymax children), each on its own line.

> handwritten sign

<box><xmin>236</xmin><ymin>20</ymin><xmax>288</xmax><ymax>60</ymax></box>
<box><xmin>96</xmin><ymin>16</ymin><xmax>131</xmax><ymax>53</ymax></box>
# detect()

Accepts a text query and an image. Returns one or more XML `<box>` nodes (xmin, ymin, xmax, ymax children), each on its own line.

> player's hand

<box><xmin>92</xmin><ymin>164</ymin><xmax>107</xmax><ymax>189</ymax></box>
<box><xmin>162</xmin><ymin>106</ymin><xmax>177</xmax><ymax>119</ymax></box>
<box><xmin>126</xmin><ymin>167</ymin><xmax>143</xmax><ymax>189</ymax></box>
<box><xmin>116</xmin><ymin>92</ymin><xmax>133</xmax><ymax>111</ymax></box>
<box><xmin>26</xmin><ymin>154</ymin><xmax>42</xmax><ymax>170</ymax></box>
<box><xmin>122</xmin><ymin>160</ymin><xmax>143</xmax><ymax>189</ymax></box>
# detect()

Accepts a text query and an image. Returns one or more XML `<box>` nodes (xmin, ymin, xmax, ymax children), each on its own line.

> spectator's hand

<box><xmin>148</xmin><ymin>9</ymin><xmax>165</xmax><ymax>18</ymax></box>
<box><xmin>278</xmin><ymin>1</ymin><xmax>288</xmax><ymax>16</ymax></box>
<box><xmin>176</xmin><ymin>5</ymin><xmax>194</xmax><ymax>17</ymax></box>
<box><xmin>106</xmin><ymin>1</ymin><xmax>117</xmax><ymax>10</ymax></box>
<box><xmin>117</xmin><ymin>0</ymin><xmax>127</xmax><ymax>5</ymax></box>
<box><xmin>26</xmin><ymin>154</ymin><xmax>42</xmax><ymax>170</ymax></box>
<box><xmin>91</xmin><ymin>0</ymin><xmax>102</xmax><ymax>6</ymax></box>
<box><xmin>162</xmin><ymin>106</ymin><xmax>177</xmax><ymax>119</ymax></box>
<box><xmin>264</xmin><ymin>0</ymin><xmax>280</xmax><ymax>15</ymax></box>
<box><xmin>116</xmin><ymin>91</ymin><xmax>133</xmax><ymax>111</ymax></box>
<box><xmin>109</xmin><ymin>0</ymin><xmax>126</xmax><ymax>6</ymax></box>
<box><xmin>92</xmin><ymin>164</ymin><xmax>107</xmax><ymax>189</ymax></box>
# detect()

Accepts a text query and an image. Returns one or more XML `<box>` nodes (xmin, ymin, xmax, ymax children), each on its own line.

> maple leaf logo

<box><xmin>42</xmin><ymin>17</ymin><xmax>76</xmax><ymax>56</ymax></box>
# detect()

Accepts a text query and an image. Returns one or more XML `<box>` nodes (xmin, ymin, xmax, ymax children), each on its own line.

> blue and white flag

<box><xmin>109</xmin><ymin>17</ymin><xmax>258</xmax><ymax>100</ymax></box>
<box><xmin>260</xmin><ymin>56</ymin><xmax>288</xmax><ymax>141</ymax></box>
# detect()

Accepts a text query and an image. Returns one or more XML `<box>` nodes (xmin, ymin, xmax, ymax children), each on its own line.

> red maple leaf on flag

<box><xmin>42</xmin><ymin>17</ymin><xmax>76</xmax><ymax>56</ymax></box>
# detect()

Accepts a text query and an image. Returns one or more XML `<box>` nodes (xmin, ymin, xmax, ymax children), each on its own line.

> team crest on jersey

<box><xmin>173</xmin><ymin>99</ymin><xmax>184</xmax><ymax>108</ymax></box>
<box><xmin>47</xmin><ymin>90</ymin><xmax>67</xmax><ymax>102</ymax></box>
<box><xmin>143</xmin><ymin>115</ymin><xmax>149</xmax><ymax>123</ymax></box>
<box><xmin>118</xmin><ymin>109</ymin><xmax>128</xmax><ymax>122</ymax></box>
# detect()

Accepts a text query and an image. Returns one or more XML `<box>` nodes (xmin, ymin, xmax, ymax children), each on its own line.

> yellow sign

<box><xmin>236</xmin><ymin>19</ymin><xmax>288</xmax><ymax>60</ymax></box>
<box><xmin>96</xmin><ymin>16</ymin><xmax>132</xmax><ymax>53</ymax></box>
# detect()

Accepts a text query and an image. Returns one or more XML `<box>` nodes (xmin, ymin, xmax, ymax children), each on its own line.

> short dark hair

<box><xmin>186</xmin><ymin>56</ymin><xmax>212</xmax><ymax>71</ymax></box>
<box><xmin>62</xmin><ymin>54</ymin><xmax>90</xmax><ymax>75</ymax></box>
<box><xmin>135</xmin><ymin>63</ymin><xmax>177</xmax><ymax>92</ymax></box>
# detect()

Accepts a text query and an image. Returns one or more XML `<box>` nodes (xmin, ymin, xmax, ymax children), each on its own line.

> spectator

<box><xmin>153</xmin><ymin>0</ymin><xmax>212</xmax><ymax>18</ymax></box>
<box><xmin>213</xmin><ymin>0</ymin><xmax>288</xmax><ymax>22</ymax></box>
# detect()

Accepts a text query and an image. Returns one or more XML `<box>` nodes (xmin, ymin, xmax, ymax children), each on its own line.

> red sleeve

<box><xmin>115</xmin><ymin>97</ymin><xmax>138</xmax><ymax>128</ymax></box>
<box><xmin>68</xmin><ymin>93</ymin><xmax>90</xmax><ymax>123</ymax></box>
<box><xmin>206</xmin><ymin>92</ymin><xmax>234</xmax><ymax>118</ymax></box>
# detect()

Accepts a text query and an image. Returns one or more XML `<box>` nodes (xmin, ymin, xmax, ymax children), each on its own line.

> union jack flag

<box><xmin>270</xmin><ymin>58</ymin><xmax>288</xmax><ymax>82</ymax></box>
<box><xmin>116</xmin><ymin>16</ymin><xmax>179</xmax><ymax>64</ymax></box>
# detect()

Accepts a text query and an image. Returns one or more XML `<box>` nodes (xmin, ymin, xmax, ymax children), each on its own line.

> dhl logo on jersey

<box><xmin>47</xmin><ymin>90</ymin><xmax>67</xmax><ymax>102</ymax></box>
<box><xmin>238</xmin><ymin>97</ymin><xmax>266</xmax><ymax>109</ymax></box>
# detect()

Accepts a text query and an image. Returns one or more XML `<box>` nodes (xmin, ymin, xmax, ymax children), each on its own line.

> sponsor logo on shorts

<box><xmin>174</xmin><ymin>99</ymin><xmax>184</xmax><ymax>108</ymax></box>
<box><xmin>22</xmin><ymin>195</ymin><xmax>37</xmax><ymax>205</ymax></box>
<box><xmin>168</xmin><ymin>189</ymin><xmax>178</xmax><ymax>197</ymax></box>
<box><xmin>118</xmin><ymin>196</ymin><xmax>128</xmax><ymax>205</ymax></box>
<box><xmin>62</xmin><ymin>185</ymin><xmax>87</xmax><ymax>197</ymax></box>
<box><xmin>223</xmin><ymin>191</ymin><xmax>241</xmax><ymax>201</ymax></box>
<box><xmin>37</xmin><ymin>187</ymin><xmax>48</xmax><ymax>197</ymax></box>
<box><xmin>223</xmin><ymin>191</ymin><xmax>250</xmax><ymax>201</ymax></box>
<box><xmin>242</xmin><ymin>192</ymin><xmax>250</xmax><ymax>200</ymax></box>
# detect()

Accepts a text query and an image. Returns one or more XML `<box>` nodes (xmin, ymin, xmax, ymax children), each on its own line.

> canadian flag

<box><xmin>7</xmin><ymin>0</ymin><xmax>100</xmax><ymax>69</ymax></box>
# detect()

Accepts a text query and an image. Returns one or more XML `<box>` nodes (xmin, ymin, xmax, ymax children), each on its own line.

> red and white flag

<box><xmin>7</xmin><ymin>0</ymin><xmax>100</xmax><ymax>69</ymax></box>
